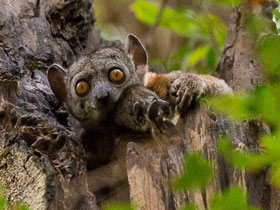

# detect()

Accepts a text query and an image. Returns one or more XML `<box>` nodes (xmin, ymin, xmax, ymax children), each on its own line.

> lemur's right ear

<box><xmin>47</xmin><ymin>64</ymin><xmax>67</xmax><ymax>102</ymax></box>
<box><xmin>125</xmin><ymin>34</ymin><xmax>148</xmax><ymax>80</ymax></box>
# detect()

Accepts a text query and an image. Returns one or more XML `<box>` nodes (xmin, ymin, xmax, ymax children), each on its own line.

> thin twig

<box><xmin>152</xmin><ymin>0</ymin><xmax>168</xmax><ymax>31</ymax></box>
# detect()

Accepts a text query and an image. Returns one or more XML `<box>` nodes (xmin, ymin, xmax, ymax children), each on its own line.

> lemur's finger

<box><xmin>176</xmin><ymin>85</ymin><xmax>188</xmax><ymax>104</ymax></box>
<box><xmin>147</xmin><ymin>100</ymin><xmax>167</xmax><ymax>131</ymax></box>
<box><xmin>177</xmin><ymin>86</ymin><xmax>190</xmax><ymax>108</ymax></box>
<box><xmin>133</xmin><ymin>102</ymin><xmax>145</xmax><ymax>124</ymax></box>
<box><xmin>147</xmin><ymin>100</ymin><xmax>160</xmax><ymax>120</ymax></box>
<box><xmin>176</xmin><ymin>86</ymin><xmax>184</xmax><ymax>101</ymax></box>
<box><xmin>170</xmin><ymin>85</ymin><xmax>179</xmax><ymax>97</ymax></box>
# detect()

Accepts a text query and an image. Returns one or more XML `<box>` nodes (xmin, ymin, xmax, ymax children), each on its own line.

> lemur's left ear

<box><xmin>47</xmin><ymin>64</ymin><xmax>67</xmax><ymax>102</ymax></box>
<box><xmin>125</xmin><ymin>34</ymin><xmax>148</xmax><ymax>80</ymax></box>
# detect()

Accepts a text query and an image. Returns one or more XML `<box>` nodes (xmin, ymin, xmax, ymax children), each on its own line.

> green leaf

<box><xmin>130</xmin><ymin>0</ymin><xmax>227</xmax><ymax>58</ymax></box>
<box><xmin>172</xmin><ymin>46</ymin><xmax>192</xmax><ymax>60</ymax></box>
<box><xmin>169</xmin><ymin>45</ymin><xmax>193</xmax><ymax>71</ymax></box>
<box><xmin>173</xmin><ymin>153</ymin><xmax>213</xmax><ymax>191</ymax></box>
<box><xmin>218</xmin><ymin>137</ymin><xmax>268</xmax><ymax>171</ymax></box>
<box><xmin>188</xmin><ymin>46</ymin><xmax>209</xmax><ymax>67</ymax></box>
<box><xmin>258</xmin><ymin>134</ymin><xmax>280</xmax><ymax>186</ymax></box>
<box><xmin>271</xmin><ymin>163</ymin><xmax>280</xmax><ymax>187</ymax></box>
<box><xmin>160</xmin><ymin>8</ymin><xmax>198</xmax><ymax>37</ymax></box>
<box><xmin>247</xmin><ymin>14</ymin><xmax>274</xmax><ymax>38</ymax></box>
<box><xmin>208</xmin><ymin>85</ymin><xmax>280</xmax><ymax>128</ymax></box>
<box><xmin>210</xmin><ymin>187</ymin><xmax>259</xmax><ymax>210</ymax></box>
<box><xmin>182</xmin><ymin>204</ymin><xmax>198</xmax><ymax>210</ymax></box>
<box><xmin>217</xmin><ymin>137</ymin><xmax>250</xmax><ymax>169</ymax></box>
<box><xmin>130</xmin><ymin>0</ymin><xmax>199</xmax><ymax>36</ymax></box>
<box><xmin>207</xmin><ymin>93</ymin><xmax>251</xmax><ymax>120</ymax></box>
<box><xmin>130</xmin><ymin>0</ymin><xmax>158</xmax><ymax>26</ymax></box>
<box><xmin>260</xmin><ymin>134</ymin><xmax>280</xmax><ymax>162</ymax></box>
<box><xmin>257</xmin><ymin>34</ymin><xmax>280</xmax><ymax>80</ymax></box>
<box><xmin>195</xmin><ymin>14</ymin><xmax>227</xmax><ymax>48</ymax></box>
<box><xmin>248</xmin><ymin>85</ymin><xmax>280</xmax><ymax>128</ymax></box>
<box><xmin>207</xmin><ymin>48</ymin><xmax>217</xmax><ymax>69</ymax></box>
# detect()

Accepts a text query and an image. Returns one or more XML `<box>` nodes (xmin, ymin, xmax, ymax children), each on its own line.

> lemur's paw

<box><xmin>133</xmin><ymin>96</ymin><xmax>173</xmax><ymax>132</ymax></box>
<box><xmin>170</xmin><ymin>74</ymin><xmax>207</xmax><ymax>115</ymax></box>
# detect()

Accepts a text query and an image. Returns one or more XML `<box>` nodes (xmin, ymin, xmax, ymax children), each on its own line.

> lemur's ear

<box><xmin>125</xmin><ymin>34</ymin><xmax>148</xmax><ymax>79</ymax></box>
<box><xmin>47</xmin><ymin>64</ymin><xmax>67</xmax><ymax>102</ymax></box>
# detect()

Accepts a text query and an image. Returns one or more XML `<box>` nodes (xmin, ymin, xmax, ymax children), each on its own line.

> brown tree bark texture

<box><xmin>0</xmin><ymin>0</ymin><xmax>277</xmax><ymax>210</ymax></box>
<box><xmin>0</xmin><ymin>0</ymin><xmax>105</xmax><ymax>209</ymax></box>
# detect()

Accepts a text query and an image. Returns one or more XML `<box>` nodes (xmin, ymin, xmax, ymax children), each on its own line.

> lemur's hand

<box><xmin>170</xmin><ymin>73</ymin><xmax>207</xmax><ymax>115</ymax></box>
<box><xmin>114</xmin><ymin>86</ymin><xmax>174</xmax><ymax>132</ymax></box>
<box><xmin>133</xmin><ymin>96</ymin><xmax>171</xmax><ymax>132</ymax></box>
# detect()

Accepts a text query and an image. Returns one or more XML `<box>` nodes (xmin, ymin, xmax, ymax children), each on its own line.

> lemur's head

<box><xmin>47</xmin><ymin>34</ymin><xmax>149</xmax><ymax>129</ymax></box>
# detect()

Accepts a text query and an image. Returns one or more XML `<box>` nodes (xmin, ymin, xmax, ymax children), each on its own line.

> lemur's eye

<box><xmin>109</xmin><ymin>69</ymin><xmax>125</xmax><ymax>84</ymax></box>
<box><xmin>75</xmin><ymin>80</ymin><xmax>90</xmax><ymax>97</ymax></box>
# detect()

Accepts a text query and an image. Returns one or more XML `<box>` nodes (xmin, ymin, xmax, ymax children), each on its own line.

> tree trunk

<box><xmin>0</xmin><ymin>0</ymin><xmax>105</xmax><ymax>209</ymax></box>
<box><xmin>0</xmin><ymin>0</ymin><xmax>277</xmax><ymax>210</ymax></box>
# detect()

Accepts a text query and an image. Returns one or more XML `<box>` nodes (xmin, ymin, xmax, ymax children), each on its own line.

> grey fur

<box><xmin>47</xmin><ymin>34</ymin><xmax>168</xmax><ymax>132</ymax></box>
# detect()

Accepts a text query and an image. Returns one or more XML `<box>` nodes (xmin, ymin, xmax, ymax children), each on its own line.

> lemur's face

<box><xmin>47</xmin><ymin>34</ymin><xmax>149</xmax><ymax>129</ymax></box>
<box><xmin>64</xmin><ymin>48</ymin><xmax>141</xmax><ymax>128</ymax></box>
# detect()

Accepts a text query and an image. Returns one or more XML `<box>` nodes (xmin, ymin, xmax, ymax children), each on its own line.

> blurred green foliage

<box><xmin>207</xmin><ymin>85</ymin><xmax>280</xmax><ymax>126</ymax></box>
<box><xmin>173</xmin><ymin>152</ymin><xmax>258</xmax><ymax>210</ymax></box>
<box><xmin>131</xmin><ymin>0</ymin><xmax>226</xmax><ymax>73</ymax></box>
<box><xmin>173</xmin><ymin>153</ymin><xmax>213</xmax><ymax>191</ymax></box>
<box><xmin>182</xmin><ymin>204</ymin><xmax>198</xmax><ymax>210</ymax></box>
<box><xmin>206</xmin><ymin>3</ymin><xmax>280</xmax><ymax>208</ymax></box>
<box><xmin>210</xmin><ymin>187</ymin><xmax>258</xmax><ymax>210</ymax></box>
<box><xmin>207</xmin><ymin>9</ymin><xmax>280</xmax><ymax>184</ymax></box>
<box><xmin>104</xmin><ymin>203</ymin><xmax>136</xmax><ymax>210</ymax></box>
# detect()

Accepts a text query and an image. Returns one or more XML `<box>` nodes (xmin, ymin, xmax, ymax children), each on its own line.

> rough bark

<box><xmin>0</xmin><ymin>0</ymin><xmax>278</xmax><ymax>210</ymax></box>
<box><xmin>0</xmin><ymin>0</ymin><xmax>102</xmax><ymax>209</ymax></box>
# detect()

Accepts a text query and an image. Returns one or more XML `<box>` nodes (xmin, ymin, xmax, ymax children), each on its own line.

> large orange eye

<box><xmin>75</xmin><ymin>80</ymin><xmax>90</xmax><ymax>97</ymax></box>
<box><xmin>109</xmin><ymin>69</ymin><xmax>125</xmax><ymax>84</ymax></box>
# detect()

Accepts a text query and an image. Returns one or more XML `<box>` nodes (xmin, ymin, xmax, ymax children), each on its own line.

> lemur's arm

<box><xmin>144</xmin><ymin>71</ymin><xmax>231</xmax><ymax>99</ymax></box>
<box><xmin>114</xmin><ymin>85</ymin><xmax>171</xmax><ymax>132</ymax></box>
<box><xmin>143</xmin><ymin>71</ymin><xmax>232</xmax><ymax>115</ymax></box>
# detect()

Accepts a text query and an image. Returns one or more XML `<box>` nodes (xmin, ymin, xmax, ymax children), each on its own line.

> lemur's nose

<box><xmin>96</xmin><ymin>89</ymin><xmax>109</xmax><ymax>102</ymax></box>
